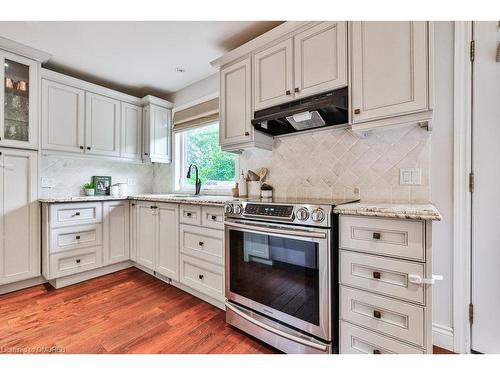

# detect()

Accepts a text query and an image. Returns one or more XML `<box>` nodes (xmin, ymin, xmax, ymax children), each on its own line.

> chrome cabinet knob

<box><xmin>224</xmin><ymin>203</ymin><xmax>234</xmax><ymax>214</ymax></box>
<box><xmin>311</xmin><ymin>208</ymin><xmax>325</xmax><ymax>222</ymax></box>
<box><xmin>296</xmin><ymin>207</ymin><xmax>309</xmax><ymax>221</ymax></box>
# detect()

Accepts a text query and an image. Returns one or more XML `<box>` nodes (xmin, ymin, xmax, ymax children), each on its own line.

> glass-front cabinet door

<box><xmin>0</xmin><ymin>51</ymin><xmax>39</xmax><ymax>149</ymax></box>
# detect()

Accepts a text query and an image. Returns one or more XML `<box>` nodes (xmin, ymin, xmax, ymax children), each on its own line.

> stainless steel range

<box><xmin>223</xmin><ymin>198</ymin><xmax>357</xmax><ymax>354</ymax></box>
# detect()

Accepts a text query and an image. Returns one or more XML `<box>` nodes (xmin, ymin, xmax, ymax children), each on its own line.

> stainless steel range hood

<box><xmin>251</xmin><ymin>87</ymin><xmax>348</xmax><ymax>136</ymax></box>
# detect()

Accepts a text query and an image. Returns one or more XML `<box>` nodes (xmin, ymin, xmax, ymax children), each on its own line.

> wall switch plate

<box><xmin>399</xmin><ymin>168</ymin><xmax>422</xmax><ymax>185</ymax></box>
<box><xmin>127</xmin><ymin>178</ymin><xmax>137</xmax><ymax>186</ymax></box>
<box><xmin>41</xmin><ymin>177</ymin><xmax>55</xmax><ymax>188</ymax></box>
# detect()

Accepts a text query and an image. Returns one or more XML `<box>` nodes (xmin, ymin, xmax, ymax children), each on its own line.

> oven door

<box><xmin>225</xmin><ymin>219</ymin><xmax>331</xmax><ymax>341</ymax></box>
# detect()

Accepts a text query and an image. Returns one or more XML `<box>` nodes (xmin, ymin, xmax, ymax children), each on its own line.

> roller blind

<box><xmin>172</xmin><ymin>97</ymin><xmax>219</xmax><ymax>132</ymax></box>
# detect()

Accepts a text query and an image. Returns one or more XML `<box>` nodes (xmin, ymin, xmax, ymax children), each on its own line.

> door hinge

<box><xmin>469</xmin><ymin>303</ymin><xmax>474</xmax><ymax>325</ymax></box>
<box><xmin>470</xmin><ymin>40</ymin><xmax>475</xmax><ymax>62</ymax></box>
<box><xmin>469</xmin><ymin>172</ymin><xmax>475</xmax><ymax>193</ymax></box>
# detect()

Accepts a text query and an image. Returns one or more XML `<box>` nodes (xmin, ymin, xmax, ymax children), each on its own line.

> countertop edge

<box><xmin>38</xmin><ymin>195</ymin><xmax>227</xmax><ymax>207</ymax></box>
<box><xmin>333</xmin><ymin>203</ymin><xmax>442</xmax><ymax>221</ymax></box>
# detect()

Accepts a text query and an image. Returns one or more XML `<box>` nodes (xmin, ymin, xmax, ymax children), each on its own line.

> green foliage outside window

<box><xmin>184</xmin><ymin>123</ymin><xmax>236</xmax><ymax>186</ymax></box>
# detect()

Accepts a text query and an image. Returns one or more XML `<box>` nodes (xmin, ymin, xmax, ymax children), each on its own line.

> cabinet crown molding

<box><xmin>0</xmin><ymin>36</ymin><xmax>51</xmax><ymax>62</ymax></box>
<box><xmin>141</xmin><ymin>95</ymin><xmax>173</xmax><ymax>109</ymax></box>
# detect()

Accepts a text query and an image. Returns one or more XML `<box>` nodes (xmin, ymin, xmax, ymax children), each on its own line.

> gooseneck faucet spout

<box><xmin>186</xmin><ymin>164</ymin><xmax>202</xmax><ymax>195</ymax></box>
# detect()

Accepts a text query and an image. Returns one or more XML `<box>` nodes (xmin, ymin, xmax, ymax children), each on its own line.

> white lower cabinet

<box><xmin>103</xmin><ymin>201</ymin><xmax>130</xmax><ymax>265</ymax></box>
<box><xmin>339</xmin><ymin>215</ymin><xmax>433</xmax><ymax>354</ymax></box>
<box><xmin>135</xmin><ymin>201</ymin><xmax>157</xmax><ymax>270</ymax></box>
<box><xmin>0</xmin><ymin>148</ymin><xmax>39</xmax><ymax>286</ymax></box>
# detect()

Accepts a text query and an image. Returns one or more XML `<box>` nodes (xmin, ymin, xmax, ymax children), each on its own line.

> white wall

<box><xmin>169</xmin><ymin>73</ymin><xmax>219</xmax><ymax>107</ymax></box>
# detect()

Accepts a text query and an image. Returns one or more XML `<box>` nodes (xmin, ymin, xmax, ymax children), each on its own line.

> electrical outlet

<box><xmin>127</xmin><ymin>178</ymin><xmax>137</xmax><ymax>186</ymax></box>
<box><xmin>41</xmin><ymin>177</ymin><xmax>55</xmax><ymax>188</ymax></box>
<box><xmin>399</xmin><ymin>168</ymin><xmax>422</xmax><ymax>185</ymax></box>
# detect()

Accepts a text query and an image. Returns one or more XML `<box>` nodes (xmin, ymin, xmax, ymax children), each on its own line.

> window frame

<box><xmin>173</xmin><ymin>121</ymin><xmax>238</xmax><ymax>195</ymax></box>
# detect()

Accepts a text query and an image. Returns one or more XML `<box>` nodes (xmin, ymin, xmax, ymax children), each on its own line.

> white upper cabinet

<box><xmin>156</xmin><ymin>203</ymin><xmax>179</xmax><ymax>281</ymax></box>
<box><xmin>0</xmin><ymin>51</ymin><xmax>39</xmax><ymax>150</ymax></box>
<box><xmin>42</xmin><ymin>79</ymin><xmax>85</xmax><ymax>153</ymax></box>
<box><xmin>120</xmin><ymin>103</ymin><xmax>142</xmax><ymax>160</ymax></box>
<box><xmin>103</xmin><ymin>200</ymin><xmax>130</xmax><ymax>266</ymax></box>
<box><xmin>0</xmin><ymin>148</ymin><xmax>39</xmax><ymax>285</ymax></box>
<box><xmin>220</xmin><ymin>58</ymin><xmax>253</xmax><ymax>147</ymax></box>
<box><xmin>293</xmin><ymin>21</ymin><xmax>347</xmax><ymax>99</ymax></box>
<box><xmin>350</xmin><ymin>21</ymin><xmax>429</xmax><ymax>124</ymax></box>
<box><xmin>253</xmin><ymin>39</ymin><xmax>293</xmax><ymax>111</ymax></box>
<box><xmin>143</xmin><ymin>103</ymin><xmax>172</xmax><ymax>163</ymax></box>
<box><xmin>85</xmin><ymin>92</ymin><xmax>121</xmax><ymax>156</ymax></box>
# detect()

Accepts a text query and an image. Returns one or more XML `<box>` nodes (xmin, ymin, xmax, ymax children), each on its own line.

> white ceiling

<box><xmin>0</xmin><ymin>21</ymin><xmax>282</xmax><ymax>99</ymax></box>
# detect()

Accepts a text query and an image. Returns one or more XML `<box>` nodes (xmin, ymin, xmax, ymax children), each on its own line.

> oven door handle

<box><xmin>225</xmin><ymin>221</ymin><xmax>327</xmax><ymax>239</ymax></box>
<box><xmin>225</xmin><ymin>302</ymin><xmax>328</xmax><ymax>352</ymax></box>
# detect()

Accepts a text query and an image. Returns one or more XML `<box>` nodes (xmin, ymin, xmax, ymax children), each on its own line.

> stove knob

<box><xmin>234</xmin><ymin>204</ymin><xmax>243</xmax><ymax>214</ymax></box>
<box><xmin>311</xmin><ymin>208</ymin><xmax>326</xmax><ymax>222</ymax></box>
<box><xmin>296</xmin><ymin>207</ymin><xmax>309</xmax><ymax>221</ymax></box>
<box><xmin>224</xmin><ymin>203</ymin><xmax>234</xmax><ymax>214</ymax></box>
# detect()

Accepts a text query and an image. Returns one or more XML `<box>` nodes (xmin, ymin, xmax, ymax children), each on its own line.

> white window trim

<box><xmin>172</xmin><ymin>123</ymin><xmax>238</xmax><ymax>196</ymax></box>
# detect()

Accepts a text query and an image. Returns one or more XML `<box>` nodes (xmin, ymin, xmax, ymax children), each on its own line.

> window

<box><xmin>174</xmin><ymin>122</ymin><xmax>237</xmax><ymax>193</ymax></box>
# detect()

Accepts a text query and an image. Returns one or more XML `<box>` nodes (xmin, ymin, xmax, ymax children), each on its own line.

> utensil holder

<box><xmin>248</xmin><ymin>181</ymin><xmax>262</xmax><ymax>198</ymax></box>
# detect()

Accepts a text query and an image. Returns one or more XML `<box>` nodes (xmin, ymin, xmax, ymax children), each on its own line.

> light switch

<box><xmin>399</xmin><ymin>168</ymin><xmax>421</xmax><ymax>185</ymax></box>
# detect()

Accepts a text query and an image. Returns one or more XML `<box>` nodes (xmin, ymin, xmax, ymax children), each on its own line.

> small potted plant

<box><xmin>83</xmin><ymin>181</ymin><xmax>95</xmax><ymax>196</ymax></box>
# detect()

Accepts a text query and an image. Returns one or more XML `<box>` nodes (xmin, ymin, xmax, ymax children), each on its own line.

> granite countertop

<box><xmin>38</xmin><ymin>194</ymin><xmax>231</xmax><ymax>207</ymax></box>
<box><xmin>333</xmin><ymin>202</ymin><xmax>442</xmax><ymax>221</ymax></box>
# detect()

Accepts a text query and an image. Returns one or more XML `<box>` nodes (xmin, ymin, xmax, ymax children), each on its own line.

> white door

<box><xmin>350</xmin><ymin>21</ymin><xmax>429</xmax><ymax>123</ymax></box>
<box><xmin>120</xmin><ymin>102</ymin><xmax>142</xmax><ymax>160</ymax></box>
<box><xmin>85</xmin><ymin>92</ymin><xmax>120</xmax><ymax>156</ymax></box>
<box><xmin>293</xmin><ymin>21</ymin><xmax>347</xmax><ymax>99</ymax></box>
<box><xmin>220</xmin><ymin>58</ymin><xmax>253</xmax><ymax>146</ymax></box>
<box><xmin>0</xmin><ymin>51</ymin><xmax>39</xmax><ymax>150</ymax></box>
<box><xmin>253</xmin><ymin>38</ymin><xmax>293</xmax><ymax>110</ymax></box>
<box><xmin>471</xmin><ymin>21</ymin><xmax>500</xmax><ymax>354</ymax></box>
<box><xmin>135</xmin><ymin>202</ymin><xmax>156</xmax><ymax>270</ymax></box>
<box><xmin>0</xmin><ymin>148</ymin><xmax>39</xmax><ymax>285</ymax></box>
<box><xmin>156</xmin><ymin>202</ymin><xmax>179</xmax><ymax>281</ymax></box>
<box><xmin>41</xmin><ymin>79</ymin><xmax>85</xmax><ymax>153</ymax></box>
<box><xmin>103</xmin><ymin>200</ymin><xmax>130</xmax><ymax>265</ymax></box>
<box><xmin>148</xmin><ymin>105</ymin><xmax>171</xmax><ymax>163</ymax></box>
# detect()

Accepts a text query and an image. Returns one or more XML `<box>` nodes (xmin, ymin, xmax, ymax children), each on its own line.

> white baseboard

<box><xmin>433</xmin><ymin>323</ymin><xmax>454</xmax><ymax>351</ymax></box>
<box><xmin>0</xmin><ymin>276</ymin><xmax>45</xmax><ymax>295</ymax></box>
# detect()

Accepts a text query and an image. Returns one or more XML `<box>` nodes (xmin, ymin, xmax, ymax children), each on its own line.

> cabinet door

<box><xmin>85</xmin><ymin>92</ymin><xmax>121</xmax><ymax>156</ymax></box>
<box><xmin>294</xmin><ymin>21</ymin><xmax>347</xmax><ymax>99</ymax></box>
<box><xmin>0</xmin><ymin>148</ymin><xmax>39</xmax><ymax>285</ymax></box>
<box><xmin>156</xmin><ymin>203</ymin><xmax>179</xmax><ymax>281</ymax></box>
<box><xmin>0</xmin><ymin>51</ymin><xmax>39</xmax><ymax>150</ymax></box>
<box><xmin>253</xmin><ymin>39</ymin><xmax>293</xmax><ymax>110</ymax></box>
<box><xmin>351</xmin><ymin>22</ymin><xmax>429</xmax><ymax>123</ymax></box>
<box><xmin>103</xmin><ymin>200</ymin><xmax>130</xmax><ymax>265</ymax></box>
<box><xmin>146</xmin><ymin>105</ymin><xmax>171</xmax><ymax>163</ymax></box>
<box><xmin>220</xmin><ymin>58</ymin><xmax>253</xmax><ymax>146</ymax></box>
<box><xmin>135</xmin><ymin>202</ymin><xmax>156</xmax><ymax>270</ymax></box>
<box><xmin>41</xmin><ymin>79</ymin><xmax>85</xmax><ymax>153</ymax></box>
<box><xmin>120</xmin><ymin>103</ymin><xmax>142</xmax><ymax>160</ymax></box>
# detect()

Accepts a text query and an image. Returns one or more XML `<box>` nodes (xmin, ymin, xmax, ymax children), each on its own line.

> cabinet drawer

<box><xmin>50</xmin><ymin>224</ymin><xmax>102</xmax><ymax>254</ymax></box>
<box><xmin>340</xmin><ymin>216</ymin><xmax>425</xmax><ymax>261</ymax></box>
<box><xmin>339</xmin><ymin>250</ymin><xmax>425</xmax><ymax>304</ymax></box>
<box><xmin>179</xmin><ymin>204</ymin><xmax>201</xmax><ymax>226</ymax></box>
<box><xmin>340</xmin><ymin>286</ymin><xmax>424</xmax><ymax>347</ymax></box>
<box><xmin>340</xmin><ymin>321</ymin><xmax>424</xmax><ymax>354</ymax></box>
<box><xmin>201</xmin><ymin>206</ymin><xmax>224</xmax><ymax>230</ymax></box>
<box><xmin>49</xmin><ymin>246</ymin><xmax>102</xmax><ymax>279</ymax></box>
<box><xmin>50</xmin><ymin>202</ymin><xmax>102</xmax><ymax>228</ymax></box>
<box><xmin>179</xmin><ymin>254</ymin><xmax>224</xmax><ymax>301</ymax></box>
<box><xmin>180</xmin><ymin>224</ymin><xmax>224</xmax><ymax>265</ymax></box>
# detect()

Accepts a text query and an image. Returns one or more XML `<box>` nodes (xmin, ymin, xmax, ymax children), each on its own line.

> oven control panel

<box><xmin>244</xmin><ymin>204</ymin><xmax>294</xmax><ymax>218</ymax></box>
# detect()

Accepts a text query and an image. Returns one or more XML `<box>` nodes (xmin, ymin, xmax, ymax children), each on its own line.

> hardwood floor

<box><xmin>0</xmin><ymin>267</ymin><xmax>276</xmax><ymax>354</ymax></box>
<box><xmin>0</xmin><ymin>267</ymin><xmax>453</xmax><ymax>354</ymax></box>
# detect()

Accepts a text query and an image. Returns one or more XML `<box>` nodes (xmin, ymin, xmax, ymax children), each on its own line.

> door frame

<box><xmin>453</xmin><ymin>21</ymin><xmax>473</xmax><ymax>354</ymax></box>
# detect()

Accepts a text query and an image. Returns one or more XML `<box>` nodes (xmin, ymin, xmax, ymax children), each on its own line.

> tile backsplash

<box><xmin>239</xmin><ymin>125</ymin><xmax>430</xmax><ymax>203</ymax></box>
<box><xmin>40</xmin><ymin>155</ymin><xmax>162</xmax><ymax>197</ymax></box>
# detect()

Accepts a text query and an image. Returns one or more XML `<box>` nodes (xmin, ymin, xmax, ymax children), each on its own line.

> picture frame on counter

<box><xmin>93</xmin><ymin>176</ymin><xmax>112</xmax><ymax>196</ymax></box>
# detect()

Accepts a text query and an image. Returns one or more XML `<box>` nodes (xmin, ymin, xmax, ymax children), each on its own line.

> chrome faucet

<box><xmin>186</xmin><ymin>164</ymin><xmax>201</xmax><ymax>195</ymax></box>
